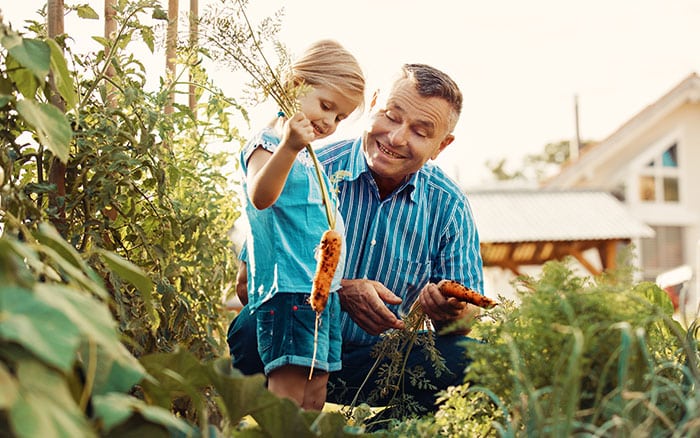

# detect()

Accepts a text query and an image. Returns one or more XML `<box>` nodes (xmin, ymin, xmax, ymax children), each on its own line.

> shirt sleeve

<box><xmin>241</xmin><ymin>128</ymin><xmax>279</xmax><ymax>169</ymax></box>
<box><xmin>435</xmin><ymin>197</ymin><xmax>484</xmax><ymax>294</ymax></box>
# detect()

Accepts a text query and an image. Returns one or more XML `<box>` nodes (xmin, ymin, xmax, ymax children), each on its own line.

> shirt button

<box><xmin>370</xmin><ymin>239</ymin><xmax>376</xmax><ymax>245</ymax></box>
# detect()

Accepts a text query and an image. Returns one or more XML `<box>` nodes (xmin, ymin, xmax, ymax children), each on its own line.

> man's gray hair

<box><xmin>400</xmin><ymin>63</ymin><xmax>462</xmax><ymax>132</ymax></box>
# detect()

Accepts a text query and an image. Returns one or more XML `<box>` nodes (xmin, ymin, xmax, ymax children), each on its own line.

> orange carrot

<box><xmin>310</xmin><ymin>229</ymin><xmax>342</xmax><ymax>313</ymax></box>
<box><xmin>308</xmin><ymin>229</ymin><xmax>342</xmax><ymax>380</ymax></box>
<box><xmin>437</xmin><ymin>279</ymin><xmax>498</xmax><ymax>309</ymax></box>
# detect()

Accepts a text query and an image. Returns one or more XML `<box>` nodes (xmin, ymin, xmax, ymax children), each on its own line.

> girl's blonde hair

<box><xmin>288</xmin><ymin>39</ymin><xmax>365</xmax><ymax>111</ymax></box>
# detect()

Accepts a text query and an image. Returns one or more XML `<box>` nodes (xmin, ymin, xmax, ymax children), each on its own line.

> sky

<box><xmin>4</xmin><ymin>0</ymin><xmax>700</xmax><ymax>187</ymax></box>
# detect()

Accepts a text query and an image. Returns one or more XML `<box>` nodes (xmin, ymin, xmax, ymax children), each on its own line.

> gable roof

<box><xmin>544</xmin><ymin>72</ymin><xmax>700</xmax><ymax>188</ymax></box>
<box><xmin>468</xmin><ymin>189</ymin><xmax>654</xmax><ymax>243</ymax></box>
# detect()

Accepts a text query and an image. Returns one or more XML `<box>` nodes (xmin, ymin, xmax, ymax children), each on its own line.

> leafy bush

<box><xmin>461</xmin><ymin>258</ymin><xmax>699</xmax><ymax>437</ymax></box>
<box><xmin>1</xmin><ymin>2</ymin><xmax>241</xmax><ymax>431</ymax></box>
<box><xmin>0</xmin><ymin>225</ymin><xmax>197</xmax><ymax>436</ymax></box>
<box><xmin>1</xmin><ymin>0</ymin><xmax>240</xmax><ymax>362</ymax></box>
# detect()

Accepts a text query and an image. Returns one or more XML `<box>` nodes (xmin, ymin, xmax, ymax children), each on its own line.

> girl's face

<box><xmin>296</xmin><ymin>85</ymin><xmax>359</xmax><ymax>140</ymax></box>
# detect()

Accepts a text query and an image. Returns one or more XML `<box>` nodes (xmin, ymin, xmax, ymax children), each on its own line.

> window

<box><xmin>639</xmin><ymin>175</ymin><xmax>655</xmax><ymax>201</ymax></box>
<box><xmin>640</xmin><ymin>225</ymin><xmax>684</xmax><ymax>280</ymax></box>
<box><xmin>638</xmin><ymin>143</ymin><xmax>680</xmax><ymax>203</ymax></box>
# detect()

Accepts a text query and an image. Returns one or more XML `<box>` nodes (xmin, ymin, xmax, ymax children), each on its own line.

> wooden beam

<box><xmin>598</xmin><ymin>240</ymin><xmax>621</xmax><ymax>271</ymax></box>
<box><xmin>569</xmin><ymin>248</ymin><xmax>601</xmax><ymax>276</ymax></box>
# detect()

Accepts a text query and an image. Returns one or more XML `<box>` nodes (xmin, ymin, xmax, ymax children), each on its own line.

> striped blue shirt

<box><xmin>317</xmin><ymin>137</ymin><xmax>484</xmax><ymax>346</ymax></box>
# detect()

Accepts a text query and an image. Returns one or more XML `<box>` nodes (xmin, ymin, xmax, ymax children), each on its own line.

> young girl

<box><xmin>240</xmin><ymin>40</ymin><xmax>364</xmax><ymax>410</ymax></box>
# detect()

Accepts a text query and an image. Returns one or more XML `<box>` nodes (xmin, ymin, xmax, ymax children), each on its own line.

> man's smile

<box><xmin>377</xmin><ymin>142</ymin><xmax>404</xmax><ymax>159</ymax></box>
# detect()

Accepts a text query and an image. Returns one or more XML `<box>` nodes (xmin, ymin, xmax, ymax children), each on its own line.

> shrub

<box><xmin>463</xmin><ymin>258</ymin><xmax>699</xmax><ymax>436</ymax></box>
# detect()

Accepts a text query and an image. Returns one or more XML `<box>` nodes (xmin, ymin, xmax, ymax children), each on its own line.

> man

<box><xmin>229</xmin><ymin>63</ymin><xmax>484</xmax><ymax>412</ymax></box>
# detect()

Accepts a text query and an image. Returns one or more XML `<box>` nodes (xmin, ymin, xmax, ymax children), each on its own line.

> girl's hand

<box><xmin>280</xmin><ymin>112</ymin><xmax>315</xmax><ymax>152</ymax></box>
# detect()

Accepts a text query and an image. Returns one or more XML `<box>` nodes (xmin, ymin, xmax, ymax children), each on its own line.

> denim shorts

<box><xmin>256</xmin><ymin>292</ymin><xmax>341</xmax><ymax>375</ymax></box>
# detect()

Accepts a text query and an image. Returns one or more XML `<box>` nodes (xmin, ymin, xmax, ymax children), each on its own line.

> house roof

<box><xmin>468</xmin><ymin>189</ymin><xmax>655</xmax><ymax>243</ymax></box>
<box><xmin>544</xmin><ymin>72</ymin><xmax>700</xmax><ymax>188</ymax></box>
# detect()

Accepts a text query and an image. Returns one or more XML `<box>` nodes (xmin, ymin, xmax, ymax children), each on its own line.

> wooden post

<box><xmin>188</xmin><ymin>0</ymin><xmax>198</xmax><ymax>117</ymax></box>
<box><xmin>165</xmin><ymin>0</ymin><xmax>178</xmax><ymax>116</ymax></box>
<box><xmin>598</xmin><ymin>240</ymin><xmax>619</xmax><ymax>271</ymax></box>
<box><xmin>104</xmin><ymin>0</ymin><xmax>117</xmax><ymax>108</ymax></box>
<box><xmin>47</xmin><ymin>0</ymin><xmax>67</xmax><ymax>234</ymax></box>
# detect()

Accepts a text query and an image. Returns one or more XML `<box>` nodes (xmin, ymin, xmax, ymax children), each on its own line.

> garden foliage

<box><xmin>399</xmin><ymin>259</ymin><xmax>698</xmax><ymax>437</ymax></box>
<box><xmin>1</xmin><ymin>2</ymin><xmax>698</xmax><ymax>437</ymax></box>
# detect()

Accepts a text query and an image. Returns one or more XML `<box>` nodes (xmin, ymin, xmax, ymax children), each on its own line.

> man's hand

<box><xmin>418</xmin><ymin>283</ymin><xmax>480</xmax><ymax>334</ymax></box>
<box><xmin>338</xmin><ymin>279</ymin><xmax>405</xmax><ymax>335</ymax></box>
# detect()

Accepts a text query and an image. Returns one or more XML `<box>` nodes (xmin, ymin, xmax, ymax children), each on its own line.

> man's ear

<box><xmin>431</xmin><ymin>134</ymin><xmax>455</xmax><ymax>160</ymax></box>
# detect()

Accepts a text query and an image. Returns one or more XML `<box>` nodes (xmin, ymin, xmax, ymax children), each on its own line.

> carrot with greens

<box><xmin>437</xmin><ymin>279</ymin><xmax>498</xmax><ymax>309</ymax></box>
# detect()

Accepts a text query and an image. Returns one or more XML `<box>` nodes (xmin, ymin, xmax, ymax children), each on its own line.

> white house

<box><xmin>542</xmin><ymin>72</ymin><xmax>700</xmax><ymax>315</ymax></box>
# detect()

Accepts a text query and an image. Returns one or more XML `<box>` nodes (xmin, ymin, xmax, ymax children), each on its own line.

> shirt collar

<box><xmin>344</xmin><ymin>137</ymin><xmax>367</xmax><ymax>181</ymax></box>
<box><xmin>347</xmin><ymin>137</ymin><xmax>421</xmax><ymax>204</ymax></box>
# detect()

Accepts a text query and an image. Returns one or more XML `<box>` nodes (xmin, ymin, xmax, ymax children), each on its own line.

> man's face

<box><xmin>363</xmin><ymin>78</ymin><xmax>455</xmax><ymax>190</ymax></box>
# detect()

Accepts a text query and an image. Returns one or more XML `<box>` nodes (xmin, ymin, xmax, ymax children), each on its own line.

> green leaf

<box><xmin>33</xmin><ymin>223</ymin><xmax>106</xmax><ymax>293</ymax></box>
<box><xmin>6</xmin><ymin>54</ymin><xmax>40</xmax><ymax>98</ymax></box>
<box><xmin>634</xmin><ymin>282</ymin><xmax>675</xmax><ymax>316</ymax></box>
<box><xmin>208</xmin><ymin>358</ymin><xmax>279</xmax><ymax>425</ymax></box>
<box><xmin>76</xmin><ymin>4</ymin><xmax>100</xmax><ymax>19</ymax></box>
<box><xmin>0</xmin><ymin>286</ymin><xmax>80</xmax><ymax>371</ymax></box>
<box><xmin>0</xmin><ymin>95</ymin><xmax>11</xmax><ymax>108</ymax></box>
<box><xmin>97</xmin><ymin>250</ymin><xmax>154</xmax><ymax>309</ymax></box>
<box><xmin>141</xmin><ymin>27</ymin><xmax>155</xmax><ymax>53</ymax></box>
<box><xmin>0</xmin><ymin>363</ymin><xmax>19</xmax><ymax>409</ymax></box>
<box><xmin>34</xmin><ymin>223</ymin><xmax>88</xmax><ymax>275</ymax></box>
<box><xmin>1</xmin><ymin>35</ymin><xmax>50</xmax><ymax>80</ymax></box>
<box><xmin>31</xmin><ymin>243</ymin><xmax>107</xmax><ymax>299</ymax></box>
<box><xmin>0</xmin><ymin>75</ymin><xmax>13</xmax><ymax>94</ymax></box>
<box><xmin>91</xmin><ymin>36</ymin><xmax>111</xmax><ymax>47</ymax></box>
<box><xmin>152</xmin><ymin>7</ymin><xmax>168</xmax><ymax>20</ymax></box>
<box><xmin>16</xmin><ymin>99</ymin><xmax>72</xmax><ymax>163</ymax></box>
<box><xmin>139</xmin><ymin>352</ymin><xmax>315</xmax><ymax>435</ymax></box>
<box><xmin>9</xmin><ymin>359</ymin><xmax>94</xmax><ymax>438</ymax></box>
<box><xmin>139</xmin><ymin>349</ymin><xmax>214</xmax><ymax>409</ymax></box>
<box><xmin>250</xmin><ymin>397</ymin><xmax>315</xmax><ymax>438</ymax></box>
<box><xmin>83</xmin><ymin>341</ymin><xmax>146</xmax><ymax>395</ymax></box>
<box><xmin>92</xmin><ymin>393</ymin><xmax>133</xmax><ymax>431</ymax></box>
<box><xmin>96</xmin><ymin>393</ymin><xmax>195</xmax><ymax>434</ymax></box>
<box><xmin>30</xmin><ymin>281</ymin><xmax>145</xmax><ymax>394</ymax></box>
<box><xmin>33</xmin><ymin>283</ymin><xmax>117</xmax><ymax>345</ymax></box>
<box><xmin>308</xmin><ymin>411</ymin><xmax>355</xmax><ymax>436</ymax></box>
<box><xmin>2</xmin><ymin>237</ymin><xmax>58</xmax><ymax>284</ymax></box>
<box><xmin>47</xmin><ymin>39</ymin><xmax>78</xmax><ymax>110</ymax></box>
